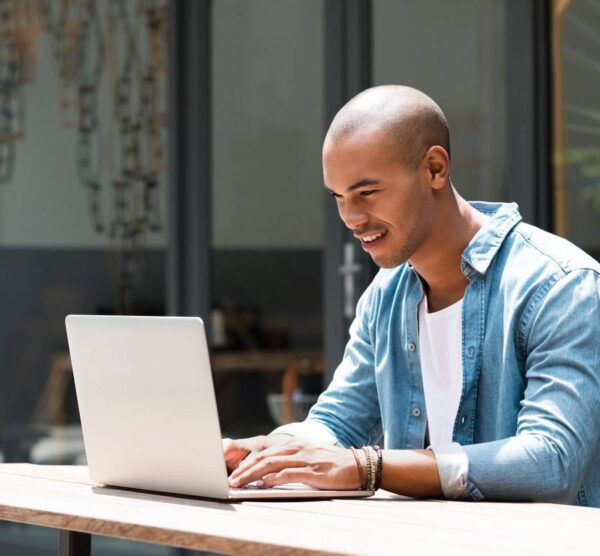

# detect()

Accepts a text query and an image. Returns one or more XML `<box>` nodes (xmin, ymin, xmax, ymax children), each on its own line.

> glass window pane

<box><xmin>552</xmin><ymin>0</ymin><xmax>600</xmax><ymax>258</ymax></box>
<box><xmin>373</xmin><ymin>0</ymin><xmax>507</xmax><ymax>201</ymax></box>
<box><xmin>0</xmin><ymin>1</ymin><xmax>168</xmax><ymax>553</ymax></box>
<box><xmin>211</xmin><ymin>0</ymin><xmax>324</xmax><ymax>437</ymax></box>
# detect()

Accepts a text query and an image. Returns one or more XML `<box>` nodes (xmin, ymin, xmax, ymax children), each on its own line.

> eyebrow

<box><xmin>323</xmin><ymin>178</ymin><xmax>380</xmax><ymax>194</ymax></box>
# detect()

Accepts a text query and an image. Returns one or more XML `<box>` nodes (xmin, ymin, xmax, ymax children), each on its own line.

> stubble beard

<box><xmin>371</xmin><ymin>227</ymin><xmax>423</xmax><ymax>269</ymax></box>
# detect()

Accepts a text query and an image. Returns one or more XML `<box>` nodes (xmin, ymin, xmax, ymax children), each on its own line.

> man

<box><xmin>224</xmin><ymin>85</ymin><xmax>600</xmax><ymax>505</ymax></box>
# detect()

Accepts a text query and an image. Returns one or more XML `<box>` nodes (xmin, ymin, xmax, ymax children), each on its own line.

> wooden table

<box><xmin>211</xmin><ymin>349</ymin><xmax>322</xmax><ymax>373</ymax></box>
<box><xmin>1</xmin><ymin>464</ymin><xmax>599</xmax><ymax>555</ymax></box>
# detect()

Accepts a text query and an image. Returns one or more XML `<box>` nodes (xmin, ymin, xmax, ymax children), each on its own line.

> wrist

<box><xmin>350</xmin><ymin>445</ymin><xmax>383</xmax><ymax>491</ymax></box>
<box><xmin>380</xmin><ymin>449</ymin><xmax>443</xmax><ymax>498</ymax></box>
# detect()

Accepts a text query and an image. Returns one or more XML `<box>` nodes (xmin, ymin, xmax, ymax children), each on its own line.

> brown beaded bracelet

<box><xmin>350</xmin><ymin>446</ymin><xmax>366</xmax><ymax>490</ymax></box>
<box><xmin>373</xmin><ymin>445</ymin><xmax>383</xmax><ymax>490</ymax></box>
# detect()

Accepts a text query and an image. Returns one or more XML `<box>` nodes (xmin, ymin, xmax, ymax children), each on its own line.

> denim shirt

<box><xmin>277</xmin><ymin>202</ymin><xmax>600</xmax><ymax>506</ymax></box>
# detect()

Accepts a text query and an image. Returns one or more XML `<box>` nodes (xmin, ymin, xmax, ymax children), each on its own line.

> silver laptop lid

<box><xmin>65</xmin><ymin>315</ymin><xmax>230</xmax><ymax>499</ymax></box>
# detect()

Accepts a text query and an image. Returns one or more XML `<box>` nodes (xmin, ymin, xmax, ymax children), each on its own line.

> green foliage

<box><xmin>558</xmin><ymin>147</ymin><xmax>600</xmax><ymax>212</ymax></box>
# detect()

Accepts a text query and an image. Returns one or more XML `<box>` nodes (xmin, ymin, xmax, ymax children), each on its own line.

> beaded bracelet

<box><xmin>373</xmin><ymin>445</ymin><xmax>383</xmax><ymax>490</ymax></box>
<box><xmin>368</xmin><ymin>446</ymin><xmax>378</xmax><ymax>491</ymax></box>
<box><xmin>362</xmin><ymin>446</ymin><xmax>373</xmax><ymax>491</ymax></box>
<box><xmin>350</xmin><ymin>446</ymin><xmax>366</xmax><ymax>489</ymax></box>
<box><xmin>363</xmin><ymin>446</ymin><xmax>381</xmax><ymax>491</ymax></box>
<box><xmin>353</xmin><ymin>445</ymin><xmax>382</xmax><ymax>491</ymax></box>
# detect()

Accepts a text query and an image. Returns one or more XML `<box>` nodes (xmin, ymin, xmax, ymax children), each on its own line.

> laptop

<box><xmin>65</xmin><ymin>315</ymin><xmax>373</xmax><ymax>500</ymax></box>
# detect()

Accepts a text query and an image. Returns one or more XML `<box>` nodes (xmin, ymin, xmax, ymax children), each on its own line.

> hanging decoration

<box><xmin>0</xmin><ymin>0</ymin><xmax>44</xmax><ymax>183</ymax></box>
<box><xmin>48</xmin><ymin>0</ymin><xmax>168</xmax><ymax>241</ymax></box>
<box><xmin>0</xmin><ymin>0</ymin><xmax>168</xmax><ymax>313</ymax></box>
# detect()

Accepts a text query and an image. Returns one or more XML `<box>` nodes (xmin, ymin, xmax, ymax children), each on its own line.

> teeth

<box><xmin>363</xmin><ymin>231</ymin><xmax>385</xmax><ymax>243</ymax></box>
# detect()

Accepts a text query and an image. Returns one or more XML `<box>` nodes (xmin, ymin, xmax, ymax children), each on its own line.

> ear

<box><xmin>424</xmin><ymin>146</ymin><xmax>450</xmax><ymax>189</ymax></box>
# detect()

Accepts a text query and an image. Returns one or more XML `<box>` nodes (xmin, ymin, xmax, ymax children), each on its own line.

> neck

<box><xmin>409</xmin><ymin>188</ymin><xmax>488</xmax><ymax>312</ymax></box>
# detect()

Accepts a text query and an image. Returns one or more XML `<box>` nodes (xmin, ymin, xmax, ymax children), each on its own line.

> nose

<box><xmin>338</xmin><ymin>202</ymin><xmax>368</xmax><ymax>230</ymax></box>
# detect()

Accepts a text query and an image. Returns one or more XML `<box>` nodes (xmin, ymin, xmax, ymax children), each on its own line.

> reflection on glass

<box><xmin>552</xmin><ymin>0</ymin><xmax>600</xmax><ymax>257</ymax></box>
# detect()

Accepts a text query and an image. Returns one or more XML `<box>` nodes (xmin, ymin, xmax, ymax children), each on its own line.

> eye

<box><xmin>329</xmin><ymin>191</ymin><xmax>341</xmax><ymax>199</ymax></box>
<box><xmin>360</xmin><ymin>190</ymin><xmax>376</xmax><ymax>197</ymax></box>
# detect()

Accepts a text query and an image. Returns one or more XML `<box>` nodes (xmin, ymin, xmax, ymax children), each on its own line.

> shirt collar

<box><xmin>461</xmin><ymin>202</ymin><xmax>522</xmax><ymax>276</ymax></box>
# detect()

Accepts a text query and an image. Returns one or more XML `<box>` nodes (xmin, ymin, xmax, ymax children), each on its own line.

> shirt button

<box><xmin>407</xmin><ymin>342</ymin><xmax>416</xmax><ymax>352</ymax></box>
<box><xmin>413</xmin><ymin>407</ymin><xmax>421</xmax><ymax>417</ymax></box>
<box><xmin>468</xmin><ymin>346</ymin><xmax>475</xmax><ymax>357</ymax></box>
<box><xmin>461</xmin><ymin>416</ymin><xmax>466</xmax><ymax>425</ymax></box>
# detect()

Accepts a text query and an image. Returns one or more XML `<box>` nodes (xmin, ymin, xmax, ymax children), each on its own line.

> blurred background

<box><xmin>0</xmin><ymin>0</ymin><xmax>598</xmax><ymax>554</ymax></box>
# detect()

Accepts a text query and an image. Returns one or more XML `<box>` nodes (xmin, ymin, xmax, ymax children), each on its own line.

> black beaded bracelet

<box><xmin>373</xmin><ymin>444</ymin><xmax>383</xmax><ymax>490</ymax></box>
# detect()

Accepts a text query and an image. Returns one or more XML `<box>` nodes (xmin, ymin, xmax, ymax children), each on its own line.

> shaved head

<box><xmin>325</xmin><ymin>85</ymin><xmax>450</xmax><ymax>170</ymax></box>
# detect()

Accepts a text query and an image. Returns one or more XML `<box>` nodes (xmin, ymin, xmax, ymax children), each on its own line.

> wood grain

<box><xmin>0</xmin><ymin>464</ymin><xmax>599</xmax><ymax>555</ymax></box>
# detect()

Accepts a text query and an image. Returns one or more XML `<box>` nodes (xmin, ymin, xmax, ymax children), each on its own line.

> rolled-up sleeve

<box><xmin>429</xmin><ymin>443</ymin><xmax>470</xmax><ymax>499</ymax></box>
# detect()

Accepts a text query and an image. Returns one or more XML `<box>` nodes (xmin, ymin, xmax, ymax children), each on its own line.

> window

<box><xmin>551</xmin><ymin>0</ymin><xmax>600</xmax><ymax>259</ymax></box>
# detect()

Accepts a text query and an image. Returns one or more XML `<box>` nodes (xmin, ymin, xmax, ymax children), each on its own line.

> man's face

<box><xmin>323</xmin><ymin>130</ymin><xmax>433</xmax><ymax>269</ymax></box>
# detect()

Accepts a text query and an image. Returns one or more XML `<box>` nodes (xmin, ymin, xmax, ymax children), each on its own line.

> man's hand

<box><xmin>222</xmin><ymin>434</ymin><xmax>294</xmax><ymax>473</ymax></box>
<box><xmin>227</xmin><ymin>439</ymin><xmax>361</xmax><ymax>490</ymax></box>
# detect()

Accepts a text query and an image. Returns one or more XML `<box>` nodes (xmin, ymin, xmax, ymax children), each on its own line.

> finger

<box><xmin>228</xmin><ymin>435</ymin><xmax>267</xmax><ymax>453</ymax></box>
<box><xmin>260</xmin><ymin>467</ymin><xmax>315</xmax><ymax>488</ymax></box>
<box><xmin>226</xmin><ymin>449</ymin><xmax>250</xmax><ymax>471</ymax></box>
<box><xmin>230</xmin><ymin>455</ymin><xmax>293</xmax><ymax>486</ymax></box>
<box><xmin>228</xmin><ymin>453</ymin><xmax>258</xmax><ymax>481</ymax></box>
<box><xmin>229</xmin><ymin>456</ymin><xmax>305</xmax><ymax>487</ymax></box>
<box><xmin>229</xmin><ymin>443</ymin><xmax>301</xmax><ymax>480</ymax></box>
<box><xmin>222</xmin><ymin>439</ymin><xmax>251</xmax><ymax>471</ymax></box>
<box><xmin>224</xmin><ymin>435</ymin><xmax>275</xmax><ymax>472</ymax></box>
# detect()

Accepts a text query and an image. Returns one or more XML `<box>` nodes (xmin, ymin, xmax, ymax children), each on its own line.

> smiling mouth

<box><xmin>356</xmin><ymin>230</ymin><xmax>387</xmax><ymax>248</ymax></box>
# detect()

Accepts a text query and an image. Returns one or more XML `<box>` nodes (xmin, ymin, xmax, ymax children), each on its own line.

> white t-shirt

<box><xmin>418</xmin><ymin>295</ymin><xmax>464</xmax><ymax>447</ymax></box>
